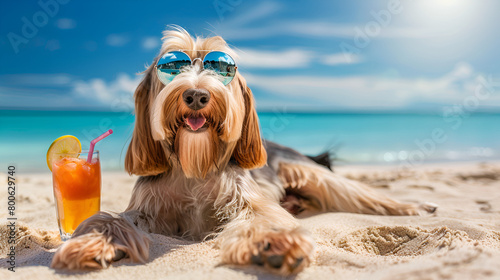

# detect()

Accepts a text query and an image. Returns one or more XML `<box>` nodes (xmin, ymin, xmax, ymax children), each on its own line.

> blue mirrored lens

<box><xmin>203</xmin><ymin>51</ymin><xmax>236</xmax><ymax>85</ymax></box>
<box><xmin>156</xmin><ymin>51</ymin><xmax>192</xmax><ymax>85</ymax></box>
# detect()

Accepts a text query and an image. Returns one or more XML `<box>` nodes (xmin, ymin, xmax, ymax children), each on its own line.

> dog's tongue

<box><xmin>186</xmin><ymin>116</ymin><xmax>206</xmax><ymax>131</ymax></box>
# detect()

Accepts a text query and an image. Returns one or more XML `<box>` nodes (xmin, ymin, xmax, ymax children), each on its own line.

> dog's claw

<box><xmin>267</xmin><ymin>255</ymin><xmax>284</xmax><ymax>268</ymax></box>
<box><xmin>263</xmin><ymin>242</ymin><xmax>270</xmax><ymax>251</ymax></box>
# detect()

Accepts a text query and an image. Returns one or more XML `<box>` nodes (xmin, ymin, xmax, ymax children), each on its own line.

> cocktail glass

<box><xmin>51</xmin><ymin>150</ymin><xmax>101</xmax><ymax>241</ymax></box>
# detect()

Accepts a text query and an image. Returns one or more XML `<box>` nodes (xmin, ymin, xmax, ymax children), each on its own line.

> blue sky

<box><xmin>1</xmin><ymin>0</ymin><xmax>500</xmax><ymax>111</ymax></box>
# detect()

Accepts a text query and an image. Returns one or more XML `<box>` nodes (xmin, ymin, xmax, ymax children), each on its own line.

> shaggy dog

<box><xmin>51</xmin><ymin>26</ymin><xmax>436</xmax><ymax>275</ymax></box>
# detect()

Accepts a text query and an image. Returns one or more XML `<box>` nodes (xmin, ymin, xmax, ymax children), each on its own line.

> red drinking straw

<box><xmin>87</xmin><ymin>129</ymin><xmax>113</xmax><ymax>163</ymax></box>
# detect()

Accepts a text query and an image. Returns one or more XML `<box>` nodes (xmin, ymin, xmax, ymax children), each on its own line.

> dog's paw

<box><xmin>51</xmin><ymin>230</ymin><xmax>128</xmax><ymax>270</ymax></box>
<box><xmin>222</xmin><ymin>228</ymin><xmax>314</xmax><ymax>275</ymax></box>
<box><xmin>250</xmin><ymin>229</ymin><xmax>313</xmax><ymax>274</ymax></box>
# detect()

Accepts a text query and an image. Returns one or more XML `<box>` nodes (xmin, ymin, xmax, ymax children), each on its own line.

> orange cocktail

<box><xmin>52</xmin><ymin>151</ymin><xmax>101</xmax><ymax>240</ymax></box>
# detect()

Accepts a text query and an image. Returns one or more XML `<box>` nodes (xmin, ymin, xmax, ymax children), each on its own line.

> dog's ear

<box><xmin>232</xmin><ymin>76</ymin><xmax>267</xmax><ymax>169</ymax></box>
<box><xmin>125</xmin><ymin>65</ymin><xmax>169</xmax><ymax>176</ymax></box>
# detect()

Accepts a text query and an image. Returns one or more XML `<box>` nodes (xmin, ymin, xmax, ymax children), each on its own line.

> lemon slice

<box><xmin>46</xmin><ymin>135</ymin><xmax>82</xmax><ymax>171</ymax></box>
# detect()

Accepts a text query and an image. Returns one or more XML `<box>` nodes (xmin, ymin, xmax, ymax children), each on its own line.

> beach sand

<box><xmin>1</xmin><ymin>162</ymin><xmax>499</xmax><ymax>279</ymax></box>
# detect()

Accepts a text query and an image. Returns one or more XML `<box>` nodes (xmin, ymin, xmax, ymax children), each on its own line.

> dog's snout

<box><xmin>182</xmin><ymin>88</ymin><xmax>210</xmax><ymax>110</ymax></box>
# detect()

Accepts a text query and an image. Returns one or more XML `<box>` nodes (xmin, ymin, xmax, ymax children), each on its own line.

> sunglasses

<box><xmin>155</xmin><ymin>50</ymin><xmax>237</xmax><ymax>86</ymax></box>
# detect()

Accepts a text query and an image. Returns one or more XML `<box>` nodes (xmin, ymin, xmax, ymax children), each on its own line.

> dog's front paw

<box><xmin>250</xmin><ymin>229</ymin><xmax>314</xmax><ymax>274</ymax></box>
<box><xmin>222</xmin><ymin>228</ymin><xmax>314</xmax><ymax>275</ymax></box>
<box><xmin>51</xmin><ymin>230</ymin><xmax>128</xmax><ymax>270</ymax></box>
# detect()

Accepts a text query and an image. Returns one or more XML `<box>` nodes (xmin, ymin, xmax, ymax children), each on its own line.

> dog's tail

<box><xmin>306</xmin><ymin>151</ymin><xmax>332</xmax><ymax>171</ymax></box>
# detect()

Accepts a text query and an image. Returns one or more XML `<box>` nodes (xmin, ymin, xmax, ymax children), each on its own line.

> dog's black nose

<box><xmin>182</xmin><ymin>88</ymin><xmax>210</xmax><ymax>110</ymax></box>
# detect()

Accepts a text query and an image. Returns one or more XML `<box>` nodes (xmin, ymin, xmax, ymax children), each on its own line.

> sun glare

<box><xmin>423</xmin><ymin>0</ymin><xmax>473</xmax><ymax>16</ymax></box>
<box><xmin>409</xmin><ymin>0</ymin><xmax>478</xmax><ymax>28</ymax></box>
<box><xmin>435</xmin><ymin>0</ymin><xmax>461</xmax><ymax>8</ymax></box>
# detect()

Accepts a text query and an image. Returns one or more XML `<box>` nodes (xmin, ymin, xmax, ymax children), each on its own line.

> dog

<box><xmin>51</xmin><ymin>26</ymin><xmax>436</xmax><ymax>275</ymax></box>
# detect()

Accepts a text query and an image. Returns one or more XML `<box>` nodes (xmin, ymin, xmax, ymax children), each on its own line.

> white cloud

<box><xmin>235</xmin><ymin>48</ymin><xmax>362</xmax><ymax>69</ymax></box>
<box><xmin>322</xmin><ymin>53</ymin><xmax>363</xmax><ymax>65</ymax></box>
<box><xmin>106</xmin><ymin>34</ymin><xmax>130</xmax><ymax>47</ymax></box>
<box><xmin>213</xmin><ymin>2</ymin><xmax>437</xmax><ymax>41</ymax></box>
<box><xmin>236</xmin><ymin>48</ymin><xmax>314</xmax><ymax>68</ymax></box>
<box><xmin>0</xmin><ymin>74</ymin><xmax>80</xmax><ymax>109</ymax></box>
<box><xmin>0</xmin><ymin>74</ymin><xmax>73</xmax><ymax>86</ymax></box>
<box><xmin>285</xmin><ymin>21</ymin><xmax>432</xmax><ymax>39</ymax></box>
<box><xmin>217</xmin><ymin>20</ymin><xmax>434</xmax><ymax>41</ymax></box>
<box><xmin>72</xmin><ymin>73</ymin><xmax>139</xmax><ymax>109</ymax></box>
<box><xmin>56</xmin><ymin>18</ymin><xmax>76</xmax><ymax>30</ymax></box>
<box><xmin>142</xmin><ymin>36</ymin><xmax>160</xmax><ymax>50</ymax></box>
<box><xmin>0</xmin><ymin>86</ymin><xmax>77</xmax><ymax>109</ymax></box>
<box><xmin>225</xmin><ymin>1</ymin><xmax>281</xmax><ymax>26</ymax></box>
<box><xmin>0</xmin><ymin>73</ymin><xmax>140</xmax><ymax>110</ymax></box>
<box><xmin>244</xmin><ymin>63</ymin><xmax>499</xmax><ymax>110</ymax></box>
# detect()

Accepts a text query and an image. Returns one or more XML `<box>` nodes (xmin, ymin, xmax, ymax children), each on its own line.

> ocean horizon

<box><xmin>2</xmin><ymin>110</ymin><xmax>499</xmax><ymax>173</ymax></box>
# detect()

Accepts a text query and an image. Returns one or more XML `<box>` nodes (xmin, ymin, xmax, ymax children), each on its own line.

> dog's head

<box><xmin>125</xmin><ymin>26</ymin><xmax>266</xmax><ymax>178</ymax></box>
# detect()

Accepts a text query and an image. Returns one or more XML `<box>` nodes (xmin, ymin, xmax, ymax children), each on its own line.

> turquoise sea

<box><xmin>1</xmin><ymin>110</ymin><xmax>500</xmax><ymax>172</ymax></box>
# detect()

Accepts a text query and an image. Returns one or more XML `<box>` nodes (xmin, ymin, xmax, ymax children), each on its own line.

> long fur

<box><xmin>51</xmin><ymin>26</ymin><xmax>435</xmax><ymax>275</ymax></box>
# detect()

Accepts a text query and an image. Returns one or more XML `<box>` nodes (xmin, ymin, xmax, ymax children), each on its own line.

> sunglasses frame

<box><xmin>155</xmin><ymin>50</ymin><xmax>237</xmax><ymax>86</ymax></box>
